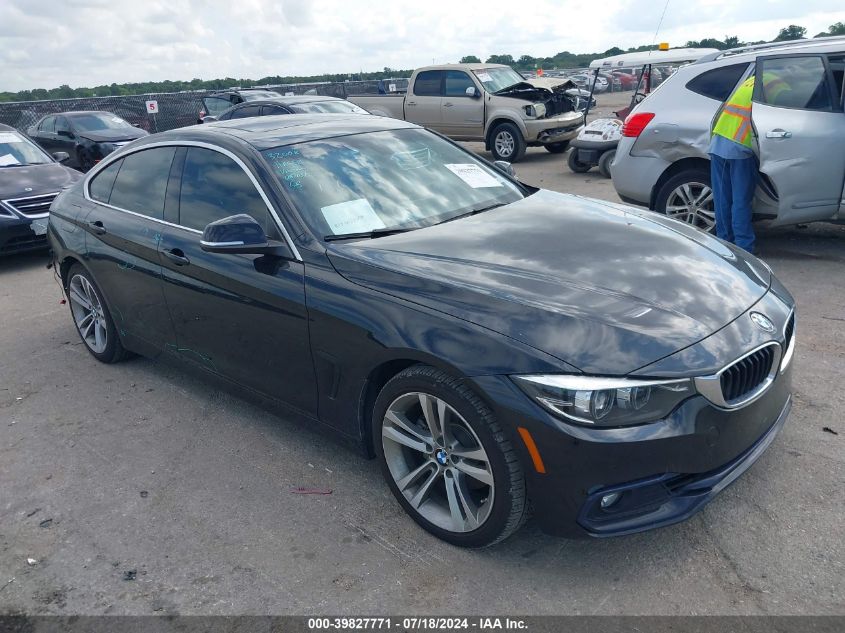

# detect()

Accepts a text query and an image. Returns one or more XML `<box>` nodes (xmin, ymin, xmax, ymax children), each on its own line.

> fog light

<box><xmin>600</xmin><ymin>492</ymin><xmax>622</xmax><ymax>509</ymax></box>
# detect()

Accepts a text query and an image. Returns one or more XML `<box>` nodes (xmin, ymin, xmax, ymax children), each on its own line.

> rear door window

<box><xmin>108</xmin><ymin>147</ymin><xmax>178</xmax><ymax>219</ymax></box>
<box><xmin>756</xmin><ymin>56</ymin><xmax>834</xmax><ymax>111</ymax></box>
<box><xmin>686</xmin><ymin>63</ymin><xmax>749</xmax><ymax>101</ymax></box>
<box><xmin>88</xmin><ymin>159</ymin><xmax>123</xmax><ymax>203</ymax></box>
<box><xmin>413</xmin><ymin>71</ymin><xmax>443</xmax><ymax>96</ymax></box>
<box><xmin>203</xmin><ymin>97</ymin><xmax>232</xmax><ymax>117</ymax></box>
<box><xmin>230</xmin><ymin>105</ymin><xmax>262</xmax><ymax>119</ymax></box>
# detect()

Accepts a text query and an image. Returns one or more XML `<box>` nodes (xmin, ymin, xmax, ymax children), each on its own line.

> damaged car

<box><xmin>348</xmin><ymin>64</ymin><xmax>585</xmax><ymax>161</ymax></box>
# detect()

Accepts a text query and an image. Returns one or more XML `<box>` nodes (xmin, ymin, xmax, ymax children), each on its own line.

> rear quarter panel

<box><xmin>347</xmin><ymin>95</ymin><xmax>406</xmax><ymax>119</ymax></box>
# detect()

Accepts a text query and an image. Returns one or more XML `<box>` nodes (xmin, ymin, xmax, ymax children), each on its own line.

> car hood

<box><xmin>0</xmin><ymin>163</ymin><xmax>81</xmax><ymax>199</ymax></box>
<box><xmin>327</xmin><ymin>191</ymin><xmax>771</xmax><ymax>375</ymax></box>
<box><xmin>78</xmin><ymin>128</ymin><xmax>148</xmax><ymax>143</ymax></box>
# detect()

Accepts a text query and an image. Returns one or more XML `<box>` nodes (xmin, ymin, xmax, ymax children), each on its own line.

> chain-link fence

<box><xmin>0</xmin><ymin>78</ymin><xmax>411</xmax><ymax>134</ymax></box>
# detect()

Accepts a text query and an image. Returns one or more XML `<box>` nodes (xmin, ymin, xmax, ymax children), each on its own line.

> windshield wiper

<box><xmin>435</xmin><ymin>202</ymin><xmax>506</xmax><ymax>225</ymax></box>
<box><xmin>324</xmin><ymin>227</ymin><xmax>417</xmax><ymax>242</ymax></box>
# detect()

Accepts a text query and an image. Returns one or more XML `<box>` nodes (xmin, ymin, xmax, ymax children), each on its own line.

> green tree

<box><xmin>774</xmin><ymin>24</ymin><xmax>806</xmax><ymax>41</ymax></box>
<box><xmin>815</xmin><ymin>21</ymin><xmax>845</xmax><ymax>37</ymax></box>
<box><xmin>459</xmin><ymin>55</ymin><xmax>481</xmax><ymax>63</ymax></box>
<box><xmin>485</xmin><ymin>54</ymin><xmax>514</xmax><ymax>65</ymax></box>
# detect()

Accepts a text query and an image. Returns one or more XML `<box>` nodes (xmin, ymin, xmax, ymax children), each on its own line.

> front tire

<box><xmin>66</xmin><ymin>264</ymin><xmax>128</xmax><ymax>364</ymax></box>
<box><xmin>654</xmin><ymin>168</ymin><xmax>715</xmax><ymax>233</ymax></box>
<box><xmin>76</xmin><ymin>148</ymin><xmax>95</xmax><ymax>172</ymax></box>
<box><xmin>489</xmin><ymin>122</ymin><xmax>526</xmax><ymax>163</ymax></box>
<box><xmin>372</xmin><ymin>365</ymin><xmax>527</xmax><ymax>548</ymax></box>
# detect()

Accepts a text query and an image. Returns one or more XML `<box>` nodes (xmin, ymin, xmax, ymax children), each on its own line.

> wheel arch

<box><xmin>484</xmin><ymin>116</ymin><xmax>526</xmax><ymax>150</ymax></box>
<box><xmin>650</xmin><ymin>157</ymin><xmax>710</xmax><ymax>210</ymax></box>
<box><xmin>357</xmin><ymin>354</ymin><xmax>496</xmax><ymax>459</ymax></box>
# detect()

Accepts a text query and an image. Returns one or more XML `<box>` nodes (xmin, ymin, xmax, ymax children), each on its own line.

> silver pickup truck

<box><xmin>348</xmin><ymin>64</ymin><xmax>584</xmax><ymax>162</ymax></box>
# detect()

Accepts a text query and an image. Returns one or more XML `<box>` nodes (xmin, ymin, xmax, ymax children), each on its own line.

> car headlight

<box><xmin>523</xmin><ymin>103</ymin><xmax>546</xmax><ymax>118</ymax></box>
<box><xmin>512</xmin><ymin>375</ymin><xmax>695</xmax><ymax>427</ymax></box>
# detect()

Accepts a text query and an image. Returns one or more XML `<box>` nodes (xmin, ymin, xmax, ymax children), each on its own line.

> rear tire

<box><xmin>654</xmin><ymin>168</ymin><xmax>716</xmax><ymax>233</ymax></box>
<box><xmin>598</xmin><ymin>149</ymin><xmax>616</xmax><ymax>178</ymax></box>
<box><xmin>490</xmin><ymin>122</ymin><xmax>526</xmax><ymax>163</ymax></box>
<box><xmin>567</xmin><ymin>149</ymin><xmax>592</xmax><ymax>173</ymax></box>
<box><xmin>544</xmin><ymin>142</ymin><xmax>569</xmax><ymax>154</ymax></box>
<box><xmin>372</xmin><ymin>365</ymin><xmax>528</xmax><ymax>548</ymax></box>
<box><xmin>66</xmin><ymin>264</ymin><xmax>128</xmax><ymax>364</ymax></box>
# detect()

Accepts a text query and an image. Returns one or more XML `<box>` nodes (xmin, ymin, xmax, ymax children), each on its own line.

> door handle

<box><xmin>406</xmin><ymin>101</ymin><xmax>416</xmax><ymax>106</ymax></box>
<box><xmin>443</xmin><ymin>102</ymin><xmax>454</xmax><ymax>107</ymax></box>
<box><xmin>163</xmin><ymin>248</ymin><xmax>190</xmax><ymax>266</ymax></box>
<box><xmin>766</xmin><ymin>129</ymin><xmax>792</xmax><ymax>139</ymax></box>
<box><xmin>86</xmin><ymin>220</ymin><xmax>106</xmax><ymax>235</ymax></box>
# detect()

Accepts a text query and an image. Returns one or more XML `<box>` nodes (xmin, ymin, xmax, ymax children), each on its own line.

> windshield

<box><xmin>70</xmin><ymin>113</ymin><xmax>134</xmax><ymax>133</ymax></box>
<box><xmin>472</xmin><ymin>67</ymin><xmax>525</xmax><ymax>93</ymax></box>
<box><xmin>0</xmin><ymin>131</ymin><xmax>52</xmax><ymax>166</ymax></box>
<box><xmin>243</xmin><ymin>91</ymin><xmax>282</xmax><ymax>101</ymax></box>
<box><xmin>261</xmin><ymin>128</ymin><xmax>525</xmax><ymax>239</ymax></box>
<box><xmin>289</xmin><ymin>101</ymin><xmax>368</xmax><ymax>114</ymax></box>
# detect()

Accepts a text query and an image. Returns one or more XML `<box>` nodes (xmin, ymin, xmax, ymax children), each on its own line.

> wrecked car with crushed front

<box><xmin>348</xmin><ymin>63</ymin><xmax>584</xmax><ymax>162</ymax></box>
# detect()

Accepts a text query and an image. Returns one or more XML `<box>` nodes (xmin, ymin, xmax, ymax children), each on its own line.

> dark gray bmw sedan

<box><xmin>47</xmin><ymin>114</ymin><xmax>795</xmax><ymax>547</ymax></box>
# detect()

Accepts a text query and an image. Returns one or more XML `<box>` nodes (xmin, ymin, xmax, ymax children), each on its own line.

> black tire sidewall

<box><xmin>544</xmin><ymin>142</ymin><xmax>569</xmax><ymax>154</ymax></box>
<box><xmin>372</xmin><ymin>366</ymin><xmax>524</xmax><ymax>548</ymax></box>
<box><xmin>598</xmin><ymin>149</ymin><xmax>616</xmax><ymax>178</ymax></box>
<box><xmin>66</xmin><ymin>264</ymin><xmax>123</xmax><ymax>363</ymax></box>
<box><xmin>490</xmin><ymin>122</ymin><xmax>526</xmax><ymax>163</ymax></box>
<box><xmin>567</xmin><ymin>149</ymin><xmax>591</xmax><ymax>173</ymax></box>
<box><xmin>655</xmin><ymin>168</ymin><xmax>711</xmax><ymax>214</ymax></box>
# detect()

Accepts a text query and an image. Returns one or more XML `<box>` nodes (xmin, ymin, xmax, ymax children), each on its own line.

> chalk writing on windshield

<box><xmin>266</xmin><ymin>148</ymin><xmax>306</xmax><ymax>191</ymax></box>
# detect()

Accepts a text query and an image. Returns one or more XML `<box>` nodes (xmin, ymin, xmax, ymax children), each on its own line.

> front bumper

<box><xmin>525</xmin><ymin>114</ymin><xmax>584</xmax><ymax>144</ymax></box>
<box><xmin>0</xmin><ymin>217</ymin><xmax>49</xmax><ymax>255</ymax></box>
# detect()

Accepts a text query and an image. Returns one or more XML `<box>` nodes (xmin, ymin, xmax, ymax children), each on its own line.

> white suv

<box><xmin>611</xmin><ymin>37</ymin><xmax>845</xmax><ymax>231</ymax></box>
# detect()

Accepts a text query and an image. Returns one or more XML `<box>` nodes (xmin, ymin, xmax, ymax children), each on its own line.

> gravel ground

<box><xmin>1</xmin><ymin>90</ymin><xmax>843</xmax><ymax>615</ymax></box>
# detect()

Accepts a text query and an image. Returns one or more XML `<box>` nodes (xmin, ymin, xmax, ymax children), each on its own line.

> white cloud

<box><xmin>0</xmin><ymin>0</ymin><xmax>842</xmax><ymax>91</ymax></box>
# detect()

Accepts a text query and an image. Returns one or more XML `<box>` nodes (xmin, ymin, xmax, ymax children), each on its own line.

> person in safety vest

<box><xmin>708</xmin><ymin>72</ymin><xmax>789</xmax><ymax>254</ymax></box>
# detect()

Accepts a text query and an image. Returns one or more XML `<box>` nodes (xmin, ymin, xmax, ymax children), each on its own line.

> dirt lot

<box><xmin>1</xmin><ymin>92</ymin><xmax>844</xmax><ymax>615</ymax></box>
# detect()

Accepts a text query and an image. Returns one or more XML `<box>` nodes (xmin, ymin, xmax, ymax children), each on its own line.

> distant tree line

<box><xmin>2</xmin><ymin>22</ymin><xmax>843</xmax><ymax>103</ymax></box>
<box><xmin>463</xmin><ymin>22</ymin><xmax>845</xmax><ymax>73</ymax></box>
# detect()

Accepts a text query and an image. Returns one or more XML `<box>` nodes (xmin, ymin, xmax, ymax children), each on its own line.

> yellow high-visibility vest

<box><xmin>712</xmin><ymin>73</ymin><xmax>789</xmax><ymax>148</ymax></box>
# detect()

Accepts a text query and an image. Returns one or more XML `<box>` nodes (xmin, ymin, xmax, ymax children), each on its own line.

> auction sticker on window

<box><xmin>475</xmin><ymin>72</ymin><xmax>493</xmax><ymax>83</ymax></box>
<box><xmin>0</xmin><ymin>153</ymin><xmax>20</xmax><ymax>166</ymax></box>
<box><xmin>444</xmin><ymin>164</ymin><xmax>502</xmax><ymax>188</ymax></box>
<box><xmin>321</xmin><ymin>198</ymin><xmax>385</xmax><ymax>234</ymax></box>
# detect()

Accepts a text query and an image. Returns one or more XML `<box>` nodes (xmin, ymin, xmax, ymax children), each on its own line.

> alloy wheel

<box><xmin>494</xmin><ymin>131</ymin><xmax>515</xmax><ymax>159</ymax></box>
<box><xmin>382</xmin><ymin>392</ymin><xmax>494</xmax><ymax>533</ymax></box>
<box><xmin>665</xmin><ymin>182</ymin><xmax>715</xmax><ymax>232</ymax></box>
<box><xmin>68</xmin><ymin>274</ymin><xmax>108</xmax><ymax>354</ymax></box>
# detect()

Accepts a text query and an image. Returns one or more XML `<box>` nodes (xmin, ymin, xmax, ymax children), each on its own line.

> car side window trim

<box><xmin>82</xmin><ymin>140</ymin><xmax>302</xmax><ymax>261</ymax></box>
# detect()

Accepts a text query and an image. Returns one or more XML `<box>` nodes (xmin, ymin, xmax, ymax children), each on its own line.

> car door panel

<box><xmin>157</xmin><ymin>146</ymin><xmax>317</xmax><ymax>415</ymax></box>
<box><xmin>753</xmin><ymin>54</ymin><xmax>845</xmax><ymax>224</ymax></box>
<box><xmin>407</xmin><ymin>70</ymin><xmax>443</xmax><ymax>128</ymax></box>
<box><xmin>441</xmin><ymin>71</ymin><xmax>484</xmax><ymax>138</ymax></box>
<box><xmin>82</xmin><ymin>149</ymin><xmax>179</xmax><ymax>355</ymax></box>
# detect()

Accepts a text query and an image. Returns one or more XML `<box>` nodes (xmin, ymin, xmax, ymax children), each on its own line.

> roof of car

<box><xmin>38</xmin><ymin>111</ymin><xmax>118</xmax><ymax>119</ymax></box>
<box><xmin>154</xmin><ymin>113</ymin><xmax>418</xmax><ymax>151</ymax></box>
<box><xmin>696</xmin><ymin>35</ymin><xmax>845</xmax><ymax>64</ymax></box>
<box><xmin>232</xmin><ymin>95</ymin><xmax>345</xmax><ymax>106</ymax></box>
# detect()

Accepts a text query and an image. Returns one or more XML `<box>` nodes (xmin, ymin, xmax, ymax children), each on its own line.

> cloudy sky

<box><xmin>1</xmin><ymin>0</ymin><xmax>842</xmax><ymax>91</ymax></box>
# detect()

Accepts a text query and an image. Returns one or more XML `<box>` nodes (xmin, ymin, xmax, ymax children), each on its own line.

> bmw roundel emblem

<box><xmin>435</xmin><ymin>449</ymin><xmax>448</xmax><ymax>465</ymax></box>
<box><xmin>750</xmin><ymin>312</ymin><xmax>775</xmax><ymax>333</ymax></box>
<box><xmin>24</xmin><ymin>187</ymin><xmax>33</xmax><ymax>192</ymax></box>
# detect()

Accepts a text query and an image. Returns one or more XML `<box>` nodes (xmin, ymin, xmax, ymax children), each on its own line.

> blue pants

<box><xmin>710</xmin><ymin>155</ymin><xmax>757</xmax><ymax>252</ymax></box>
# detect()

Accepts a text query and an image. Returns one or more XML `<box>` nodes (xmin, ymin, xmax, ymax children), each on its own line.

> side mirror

<box><xmin>200</xmin><ymin>214</ymin><xmax>292</xmax><ymax>257</ymax></box>
<box><xmin>493</xmin><ymin>160</ymin><xmax>516</xmax><ymax>178</ymax></box>
<box><xmin>131</xmin><ymin>123</ymin><xmax>141</xmax><ymax>128</ymax></box>
<box><xmin>52</xmin><ymin>151</ymin><xmax>70</xmax><ymax>163</ymax></box>
<box><xmin>465</xmin><ymin>86</ymin><xmax>481</xmax><ymax>98</ymax></box>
